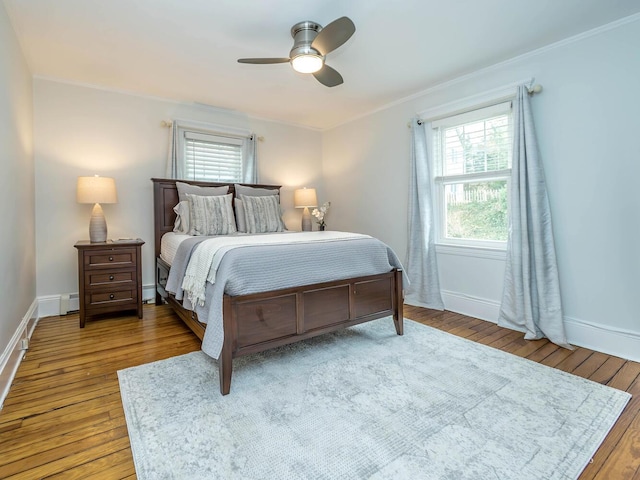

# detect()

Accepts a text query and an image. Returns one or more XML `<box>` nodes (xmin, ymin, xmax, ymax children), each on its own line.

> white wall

<box><xmin>323</xmin><ymin>17</ymin><xmax>640</xmax><ymax>359</ymax></box>
<box><xmin>33</xmin><ymin>79</ymin><xmax>323</xmax><ymax>302</ymax></box>
<box><xmin>0</xmin><ymin>2</ymin><xmax>35</xmax><ymax>399</ymax></box>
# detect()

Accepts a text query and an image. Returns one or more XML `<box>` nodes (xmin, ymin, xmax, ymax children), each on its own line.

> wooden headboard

<box><xmin>151</xmin><ymin>178</ymin><xmax>281</xmax><ymax>258</ymax></box>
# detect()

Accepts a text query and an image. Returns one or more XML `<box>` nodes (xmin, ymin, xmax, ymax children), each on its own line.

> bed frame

<box><xmin>152</xmin><ymin>178</ymin><xmax>403</xmax><ymax>394</ymax></box>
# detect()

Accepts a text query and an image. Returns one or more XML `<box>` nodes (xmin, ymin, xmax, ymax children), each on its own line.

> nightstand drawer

<box><xmin>86</xmin><ymin>269</ymin><xmax>135</xmax><ymax>288</ymax></box>
<box><xmin>84</xmin><ymin>248</ymin><xmax>137</xmax><ymax>269</ymax></box>
<box><xmin>86</xmin><ymin>289</ymin><xmax>137</xmax><ymax>307</ymax></box>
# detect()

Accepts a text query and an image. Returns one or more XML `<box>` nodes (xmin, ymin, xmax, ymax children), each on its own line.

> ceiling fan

<box><xmin>237</xmin><ymin>17</ymin><xmax>356</xmax><ymax>87</ymax></box>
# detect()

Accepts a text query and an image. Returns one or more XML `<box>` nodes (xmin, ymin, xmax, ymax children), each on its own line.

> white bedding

<box><xmin>160</xmin><ymin>232</ymin><xmax>191</xmax><ymax>265</ymax></box>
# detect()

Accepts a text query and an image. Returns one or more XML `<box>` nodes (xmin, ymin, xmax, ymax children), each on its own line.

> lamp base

<box><xmin>89</xmin><ymin>203</ymin><xmax>108</xmax><ymax>243</ymax></box>
<box><xmin>301</xmin><ymin>207</ymin><xmax>312</xmax><ymax>232</ymax></box>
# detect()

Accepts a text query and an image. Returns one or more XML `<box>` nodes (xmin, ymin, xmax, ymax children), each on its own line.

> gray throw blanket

<box><xmin>165</xmin><ymin>233</ymin><xmax>405</xmax><ymax>359</ymax></box>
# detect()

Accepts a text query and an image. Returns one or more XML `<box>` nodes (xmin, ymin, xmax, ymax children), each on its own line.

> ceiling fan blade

<box><xmin>237</xmin><ymin>58</ymin><xmax>290</xmax><ymax>64</ymax></box>
<box><xmin>313</xmin><ymin>65</ymin><xmax>343</xmax><ymax>87</ymax></box>
<box><xmin>311</xmin><ymin>16</ymin><xmax>356</xmax><ymax>56</ymax></box>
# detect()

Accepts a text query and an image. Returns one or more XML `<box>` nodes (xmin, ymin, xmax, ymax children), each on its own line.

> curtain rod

<box><xmin>408</xmin><ymin>83</ymin><xmax>543</xmax><ymax>127</ymax></box>
<box><xmin>160</xmin><ymin>120</ymin><xmax>264</xmax><ymax>141</ymax></box>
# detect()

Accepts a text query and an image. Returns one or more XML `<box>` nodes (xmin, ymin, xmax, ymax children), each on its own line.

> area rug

<box><xmin>118</xmin><ymin>318</ymin><xmax>630</xmax><ymax>480</ymax></box>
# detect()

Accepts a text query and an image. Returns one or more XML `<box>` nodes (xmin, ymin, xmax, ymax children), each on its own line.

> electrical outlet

<box><xmin>20</xmin><ymin>338</ymin><xmax>29</xmax><ymax>350</ymax></box>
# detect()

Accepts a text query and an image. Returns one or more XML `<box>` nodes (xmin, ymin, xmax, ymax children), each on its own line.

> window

<box><xmin>176</xmin><ymin>125</ymin><xmax>250</xmax><ymax>182</ymax></box>
<box><xmin>432</xmin><ymin>102</ymin><xmax>512</xmax><ymax>248</ymax></box>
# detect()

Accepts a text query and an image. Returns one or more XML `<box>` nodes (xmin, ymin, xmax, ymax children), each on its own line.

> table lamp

<box><xmin>294</xmin><ymin>187</ymin><xmax>317</xmax><ymax>232</ymax></box>
<box><xmin>77</xmin><ymin>175</ymin><xmax>118</xmax><ymax>243</ymax></box>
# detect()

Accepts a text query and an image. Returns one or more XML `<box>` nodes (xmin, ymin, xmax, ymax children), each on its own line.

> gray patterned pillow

<box><xmin>240</xmin><ymin>194</ymin><xmax>285</xmax><ymax>233</ymax></box>
<box><xmin>186</xmin><ymin>193</ymin><xmax>237</xmax><ymax>236</ymax></box>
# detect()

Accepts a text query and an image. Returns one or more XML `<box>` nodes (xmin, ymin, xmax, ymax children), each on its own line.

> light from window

<box><xmin>433</xmin><ymin>102</ymin><xmax>512</xmax><ymax>247</ymax></box>
<box><xmin>443</xmin><ymin>180</ymin><xmax>508</xmax><ymax>241</ymax></box>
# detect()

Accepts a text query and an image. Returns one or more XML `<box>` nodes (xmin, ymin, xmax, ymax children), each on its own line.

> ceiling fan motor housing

<box><xmin>290</xmin><ymin>21</ymin><xmax>323</xmax><ymax>59</ymax></box>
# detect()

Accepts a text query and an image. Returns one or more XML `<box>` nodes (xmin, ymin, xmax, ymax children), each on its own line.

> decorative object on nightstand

<box><xmin>77</xmin><ymin>175</ymin><xmax>118</xmax><ymax>243</ymax></box>
<box><xmin>312</xmin><ymin>201</ymin><xmax>331</xmax><ymax>231</ymax></box>
<box><xmin>74</xmin><ymin>239</ymin><xmax>144</xmax><ymax>328</ymax></box>
<box><xmin>294</xmin><ymin>187</ymin><xmax>317</xmax><ymax>232</ymax></box>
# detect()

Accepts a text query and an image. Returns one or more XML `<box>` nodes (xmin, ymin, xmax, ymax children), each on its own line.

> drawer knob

<box><xmin>109</xmin><ymin>275</ymin><xmax>114</xmax><ymax>281</ymax></box>
<box><xmin>109</xmin><ymin>293</ymin><xmax>115</xmax><ymax>300</ymax></box>
<box><xmin>109</xmin><ymin>256</ymin><xmax>114</xmax><ymax>261</ymax></box>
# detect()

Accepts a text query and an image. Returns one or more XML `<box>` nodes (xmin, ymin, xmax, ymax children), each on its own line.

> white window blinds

<box><xmin>434</xmin><ymin>101</ymin><xmax>513</xmax><ymax>180</ymax></box>
<box><xmin>183</xmin><ymin>131</ymin><xmax>244</xmax><ymax>182</ymax></box>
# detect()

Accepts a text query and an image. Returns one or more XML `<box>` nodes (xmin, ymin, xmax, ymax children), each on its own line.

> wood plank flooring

<box><xmin>0</xmin><ymin>304</ymin><xmax>638</xmax><ymax>479</ymax></box>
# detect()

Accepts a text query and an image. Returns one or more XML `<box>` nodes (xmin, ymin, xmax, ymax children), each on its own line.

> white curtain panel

<box><xmin>242</xmin><ymin>135</ymin><xmax>258</xmax><ymax>184</ymax></box>
<box><xmin>498</xmin><ymin>85</ymin><xmax>570</xmax><ymax>348</ymax></box>
<box><xmin>165</xmin><ymin>121</ymin><xmax>182</xmax><ymax>179</ymax></box>
<box><xmin>404</xmin><ymin>118</ymin><xmax>445</xmax><ymax>310</ymax></box>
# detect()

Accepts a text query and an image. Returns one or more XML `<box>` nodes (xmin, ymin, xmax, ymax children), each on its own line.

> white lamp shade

<box><xmin>294</xmin><ymin>188</ymin><xmax>318</xmax><ymax>208</ymax></box>
<box><xmin>77</xmin><ymin>176</ymin><xmax>118</xmax><ymax>204</ymax></box>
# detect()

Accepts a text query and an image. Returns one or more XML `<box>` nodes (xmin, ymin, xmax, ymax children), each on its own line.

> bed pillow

<box><xmin>186</xmin><ymin>193</ymin><xmax>237</xmax><ymax>236</ymax></box>
<box><xmin>173</xmin><ymin>200</ymin><xmax>190</xmax><ymax>234</ymax></box>
<box><xmin>176</xmin><ymin>182</ymin><xmax>229</xmax><ymax>202</ymax></box>
<box><xmin>235</xmin><ymin>197</ymin><xmax>284</xmax><ymax>232</ymax></box>
<box><xmin>234</xmin><ymin>184</ymin><xmax>279</xmax><ymax>197</ymax></box>
<box><xmin>234</xmin><ymin>185</ymin><xmax>280</xmax><ymax>232</ymax></box>
<box><xmin>240</xmin><ymin>194</ymin><xmax>285</xmax><ymax>234</ymax></box>
<box><xmin>234</xmin><ymin>198</ymin><xmax>246</xmax><ymax>233</ymax></box>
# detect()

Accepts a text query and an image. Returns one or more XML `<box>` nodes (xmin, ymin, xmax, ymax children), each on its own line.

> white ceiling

<box><xmin>5</xmin><ymin>0</ymin><xmax>640</xmax><ymax>130</ymax></box>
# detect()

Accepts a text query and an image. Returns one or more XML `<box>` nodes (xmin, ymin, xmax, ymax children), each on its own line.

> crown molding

<box><xmin>325</xmin><ymin>12</ymin><xmax>640</xmax><ymax>131</ymax></box>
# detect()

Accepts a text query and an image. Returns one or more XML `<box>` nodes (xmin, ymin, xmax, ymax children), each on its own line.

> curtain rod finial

<box><xmin>528</xmin><ymin>84</ymin><xmax>543</xmax><ymax>95</ymax></box>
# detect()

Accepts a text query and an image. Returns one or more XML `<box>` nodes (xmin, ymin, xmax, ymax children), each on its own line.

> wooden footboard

<box><xmin>219</xmin><ymin>269</ymin><xmax>403</xmax><ymax>394</ymax></box>
<box><xmin>157</xmin><ymin>256</ymin><xmax>403</xmax><ymax>394</ymax></box>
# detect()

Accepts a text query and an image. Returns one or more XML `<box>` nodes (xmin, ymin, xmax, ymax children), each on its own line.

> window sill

<box><xmin>435</xmin><ymin>243</ymin><xmax>507</xmax><ymax>260</ymax></box>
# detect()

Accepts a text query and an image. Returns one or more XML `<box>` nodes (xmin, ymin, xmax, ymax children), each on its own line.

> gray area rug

<box><xmin>118</xmin><ymin>318</ymin><xmax>630</xmax><ymax>480</ymax></box>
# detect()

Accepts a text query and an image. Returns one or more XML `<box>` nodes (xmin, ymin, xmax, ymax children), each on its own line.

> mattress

<box><xmin>160</xmin><ymin>232</ymin><xmax>191</xmax><ymax>265</ymax></box>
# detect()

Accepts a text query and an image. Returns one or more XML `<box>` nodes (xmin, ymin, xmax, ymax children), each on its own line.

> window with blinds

<box><xmin>182</xmin><ymin>131</ymin><xmax>244</xmax><ymax>182</ymax></box>
<box><xmin>432</xmin><ymin>102</ymin><xmax>513</xmax><ymax>247</ymax></box>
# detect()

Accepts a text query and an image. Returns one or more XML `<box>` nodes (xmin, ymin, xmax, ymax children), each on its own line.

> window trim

<box><xmin>429</xmin><ymin>104</ymin><xmax>513</xmax><ymax>250</ymax></box>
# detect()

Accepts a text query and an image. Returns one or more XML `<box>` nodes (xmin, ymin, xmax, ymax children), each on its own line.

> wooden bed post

<box><xmin>393</xmin><ymin>269</ymin><xmax>404</xmax><ymax>336</ymax></box>
<box><xmin>219</xmin><ymin>294</ymin><xmax>234</xmax><ymax>395</ymax></box>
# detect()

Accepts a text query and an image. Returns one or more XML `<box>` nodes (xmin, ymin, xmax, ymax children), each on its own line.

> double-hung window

<box><xmin>175</xmin><ymin>124</ymin><xmax>252</xmax><ymax>182</ymax></box>
<box><xmin>432</xmin><ymin>102</ymin><xmax>513</xmax><ymax>249</ymax></box>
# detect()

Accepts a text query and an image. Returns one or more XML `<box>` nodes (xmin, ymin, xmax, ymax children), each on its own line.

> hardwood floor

<box><xmin>0</xmin><ymin>304</ymin><xmax>638</xmax><ymax>479</ymax></box>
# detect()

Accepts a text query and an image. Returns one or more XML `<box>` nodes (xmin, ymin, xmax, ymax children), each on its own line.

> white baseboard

<box><xmin>441</xmin><ymin>290</ymin><xmax>501</xmax><ymax>323</ymax></box>
<box><xmin>440</xmin><ymin>290</ymin><xmax>640</xmax><ymax>362</ymax></box>
<box><xmin>0</xmin><ymin>299</ymin><xmax>38</xmax><ymax>409</ymax></box>
<box><xmin>37</xmin><ymin>294</ymin><xmax>65</xmax><ymax>318</ymax></box>
<box><xmin>564</xmin><ymin>316</ymin><xmax>640</xmax><ymax>363</ymax></box>
<box><xmin>38</xmin><ymin>284</ymin><xmax>157</xmax><ymax>318</ymax></box>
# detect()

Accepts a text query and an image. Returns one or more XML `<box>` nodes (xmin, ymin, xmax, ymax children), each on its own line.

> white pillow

<box><xmin>186</xmin><ymin>193</ymin><xmax>237</xmax><ymax>236</ymax></box>
<box><xmin>240</xmin><ymin>194</ymin><xmax>285</xmax><ymax>234</ymax></box>
<box><xmin>173</xmin><ymin>201</ymin><xmax>190</xmax><ymax>234</ymax></box>
<box><xmin>176</xmin><ymin>182</ymin><xmax>229</xmax><ymax>202</ymax></box>
<box><xmin>234</xmin><ymin>184</ymin><xmax>279</xmax><ymax>197</ymax></box>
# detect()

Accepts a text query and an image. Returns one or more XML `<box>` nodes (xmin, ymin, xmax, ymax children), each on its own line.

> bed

<box><xmin>152</xmin><ymin>178</ymin><xmax>404</xmax><ymax>395</ymax></box>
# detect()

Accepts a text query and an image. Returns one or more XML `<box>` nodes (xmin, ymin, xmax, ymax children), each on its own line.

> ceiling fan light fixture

<box><xmin>291</xmin><ymin>54</ymin><xmax>323</xmax><ymax>74</ymax></box>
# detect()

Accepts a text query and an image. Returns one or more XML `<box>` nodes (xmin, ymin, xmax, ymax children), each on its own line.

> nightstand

<box><xmin>74</xmin><ymin>239</ymin><xmax>145</xmax><ymax>328</ymax></box>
